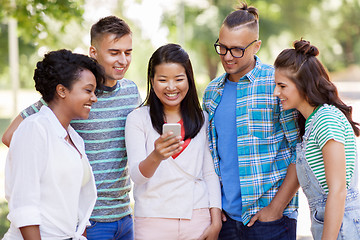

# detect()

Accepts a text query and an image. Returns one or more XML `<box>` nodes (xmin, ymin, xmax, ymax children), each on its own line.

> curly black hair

<box><xmin>34</xmin><ymin>49</ymin><xmax>105</xmax><ymax>102</ymax></box>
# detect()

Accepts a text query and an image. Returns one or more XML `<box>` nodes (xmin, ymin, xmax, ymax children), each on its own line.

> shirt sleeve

<box><xmin>135</xmin><ymin>87</ymin><xmax>142</xmax><ymax>106</ymax></box>
<box><xmin>314</xmin><ymin>113</ymin><xmax>346</xmax><ymax>149</ymax></box>
<box><xmin>125</xmin><ymin>109</ymin><xmax>150</xmax><ymax>185</ymax></box>
<box><xmin>20</xmin><ymin>98</ymin><xmax>47</xmax><ymax>119</ymax></box>
<box><xmin>278</xmin><ymin>105</ymin><xmax>300</xmax><ymax>164</ymax></box>
<box><xmin>6</xmin><ymin>120</ymin><xmax>47</xmax><ymax>228</ymax></box>
<box><xmin>202</xmin><ymin>93</ymin><xmax>209</xmax><ymax>114</ymax></box>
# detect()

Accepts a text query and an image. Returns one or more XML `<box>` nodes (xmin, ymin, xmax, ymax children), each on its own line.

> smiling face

<box><xmin>90</xmin><ymin>33</ymin><xmax>132</xmax><ymax>87</ymax></box>
<box><xmin>218</xmin><ymin>25</ymin><xmax>261</xmax><ymax>82</ymax></box>
<box><xmin>64</xmin><ymin>69</ymin><xmax>98</xmax><ymax>120</ymax></box>
<box><xmin>274</xmin><ymin>69</ymin><xmax>308</xmax><ymax>112</ymax></box>
<box><xmin>152</xmin><ymin>62</ymin><xmax>189</xmax><ymax>113</ymax></box>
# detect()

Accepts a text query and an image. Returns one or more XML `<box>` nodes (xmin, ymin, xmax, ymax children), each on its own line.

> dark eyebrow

<box><xmin>176</xmin><ymin>74</ymin><xmax>186</xmax><ymax>77</ymax></box>
<box><xmin>156</xmin><ymin>74</ymin><xmax>167</xmax><ymax>78</ymax></box>
<box><xmin>85</xmin><ymin>83</ymin><xmax>96</xmax><ymax>88</ymax></box>
<box><xmin>157</xmin><ymin>73</ymin><xmax>186</xmax><ymax>77</ymax></box>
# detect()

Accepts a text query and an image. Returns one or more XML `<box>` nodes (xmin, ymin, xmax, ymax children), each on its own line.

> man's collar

<box><xmin>218</xmin><ymin>56</ymin><xmax>262</xmax><ymax>85</ymax></box>
<box><xmin>246</xmin><ymin>55</ymin><xmax>262</xmax><ymax>83</ymax></box>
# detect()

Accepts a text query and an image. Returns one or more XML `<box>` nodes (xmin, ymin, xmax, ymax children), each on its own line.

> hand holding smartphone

<box><xmin>162</xmin><ymin>123</ymin><xmax>181</xmax><ymax>141</ymax></box>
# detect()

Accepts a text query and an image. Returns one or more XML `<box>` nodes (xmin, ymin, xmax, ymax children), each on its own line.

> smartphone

<box><xmin>162</xmin><ymin>123</ymin><xmax>181</xmax><ymax>140</ymax></box>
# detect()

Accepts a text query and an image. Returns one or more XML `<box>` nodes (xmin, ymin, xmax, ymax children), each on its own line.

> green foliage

<box><xmin>0</xmin><ymin>0</ymin><xmax>86</xmax><ymax>89</ymax></box>
<box><xmin>2</xmin><ymin>0</ymin><xmax>84</xmax><ymax>44</ymax></box>
<box><xmin>0</xmin><ymin>201</ymin><xmax>9</xmax><ymax>238</ymax></box>
<box><xmin>161</xmin><ymin>0</ymin><xmax>360</xmax><ymax>78</ymax></box>
<box><xmin>0</xmin><ymin>23</ymin><xmax>37</xmax><ymax>89</ymax></box>
<box><xmin>327</xmin><ymin>0</ymin><xmax>360</xmax><ymax>68</ymax></box>
<box><xmin>1</xmin><ymin>0</ymin><xmax>360</xmax><ymax>89</ymax></box>
<box><xmin>162</xmin><ymin>1</ymin><xmax>233</xmax><ymax>81</ymax></box>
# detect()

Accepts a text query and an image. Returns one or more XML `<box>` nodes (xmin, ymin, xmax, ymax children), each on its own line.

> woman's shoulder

<box><xmin>127</xmin><ymin>106</ymin><xmax>150</xmax><ymax>122</ymax></box>
<box><xmin>21</xmin><ymin>107</ymin><xmax>48</xmax><ymax>128</ymax></box>
<box><xmin>12</xmin><ymin>109</ymin><xmax>49</xmax><ymax>143</ymax></box>
<box><xmin>128</xmin><ymin>105</ymin><xmax>149</xmax><ymax>115</ymax></box>
<box><xmin>317</xmin><ymin>104</ymin><xmax>346</xmax><ymax>122</ymax></box>
<box><xmin>314</xmin><ymin>104</ymin><xmax>348</xmax><ymax>132</ymax></box>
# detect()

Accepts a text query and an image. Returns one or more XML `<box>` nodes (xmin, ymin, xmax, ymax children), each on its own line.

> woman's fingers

<box><xmin>154</xmin><ymin>134</ymin><xmax>184</xmax><ymax>159</ymax></box>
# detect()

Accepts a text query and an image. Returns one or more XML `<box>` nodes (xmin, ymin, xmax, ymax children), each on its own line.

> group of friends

<box><xmin>1</xmin><ymin>2</ymin><xmax>360</xmax><ymax>240</ymax></box>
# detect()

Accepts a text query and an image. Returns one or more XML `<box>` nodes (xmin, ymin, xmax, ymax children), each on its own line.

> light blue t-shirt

<box><xmin>214</xmin><ymin>78</ymin><xmax>243</xmax><ymax>221</ymax></box>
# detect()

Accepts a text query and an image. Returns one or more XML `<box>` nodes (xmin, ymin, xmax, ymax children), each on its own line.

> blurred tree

<box><xmin>1</xmin><ymin>0</ymin><xmax>360</xmax><ymax>89</ymax></box>
<box><xmin>1</xmin><ymin>0</ymin><xmax>84</xmax><ymax>44</ymax></box>
<box><xmin>161</xmin><ymin>0</ymin><xmax>360</xmax><ymax>80</ymax></box>
<box><xmin>0</xmin><ymin>0</ymin><xmax>85</xmax><ymax>88</ymax></box>
<box><xmin>265</xmin><ymin>0</ymin><xmax>360</xmax><ymax>71</ymax></box>
<box><xmin>162</xmin><ymin>0</ymin><xmax>325</xmax><ymax>81</ymax></box>
<box><xmin>328</xmin><ymin>0</ymin><xmax>360</xmax><ymax>67</ymax></box>
<box><xmin>163</xmin><ymin>0</ymin><xmax>233</xmax><ymax>81</ymax></box>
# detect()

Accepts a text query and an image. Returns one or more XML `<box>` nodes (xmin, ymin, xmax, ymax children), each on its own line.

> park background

<box><xmin>1</xmin><ymin>0</ymin><xmax>360</xmax><ymax>239</ymax></box>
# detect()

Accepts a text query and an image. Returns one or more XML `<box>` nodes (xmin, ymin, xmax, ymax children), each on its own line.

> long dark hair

<box><xmin>144</xmin><ymin>43</ymin><xmax>204</xmax><ymax>140</ymax></box>
<box><xmin>274</xmin><ymin>39</ymin><xmax>359</xmax><ymax>136</ymax></box>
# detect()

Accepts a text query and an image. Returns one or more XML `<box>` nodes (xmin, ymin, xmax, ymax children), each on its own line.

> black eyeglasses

<box><xmin>214</xmin><ymin>39</ymin><xmax>258</xmax><ymax>58</ymax></box>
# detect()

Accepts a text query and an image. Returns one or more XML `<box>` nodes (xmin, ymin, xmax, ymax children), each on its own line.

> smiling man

<box><xmin>2</xmin><ymin>16</ymin><xmax>141</xmax><ymax>240</ymax></box>
<box><xmin>202</xmin><ymin>2</ymin><xmax>300</xmax><ymax>240</ymax></box>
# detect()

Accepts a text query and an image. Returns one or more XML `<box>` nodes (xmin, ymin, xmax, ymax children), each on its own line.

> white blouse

<box><xmin>3</xmin><ymin>106</ymin><xmax>97</xmax><ymax>240</ymax></box>
<box><xmin>125</xmin><ymin>106</ymin><xmax>221</xmax><ymax>219</ymax></box>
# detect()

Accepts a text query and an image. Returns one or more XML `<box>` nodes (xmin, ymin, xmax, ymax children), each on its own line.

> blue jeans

<box><xmin>86</xmin><ymin>215</ymin><xmax>134</xmax><ymax>240</ymax></box>
<box><xmin>218</xmin><ymin>213</ymin><xmax>296</xmax><ymax>240</ymax></box>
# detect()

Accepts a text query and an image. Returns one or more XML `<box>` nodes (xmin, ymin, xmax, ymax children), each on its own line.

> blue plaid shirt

<box><xmin>202</xmin><ymin>56</ymin><xmax>299</xmax><ymax>224</ymax></box>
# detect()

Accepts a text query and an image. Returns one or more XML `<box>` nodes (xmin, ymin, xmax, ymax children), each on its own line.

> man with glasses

<box><xmin>202</xmin><ymin>3</ymin><xmax>300</xmax><ymax>240</ymax></box>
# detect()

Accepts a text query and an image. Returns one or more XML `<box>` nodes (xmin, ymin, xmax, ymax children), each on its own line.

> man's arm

<box><xmin>247</xmin><ymin>102</ymin><xmax>300</xmax><ymax>226</ymax></box>
<box><xmin>247</xmin><ymin>163</ymin><xmax>300</xmax><ymax>226</ymax></box>
<box><xmin>2</xmin><ymin>114</ymin><xmax>24</xmax><ymax>147</ymax></box>
<box><xmin>2</xmin><ymin>99</ymin><xmax>45</xmax><ymax>147</ymax></box>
